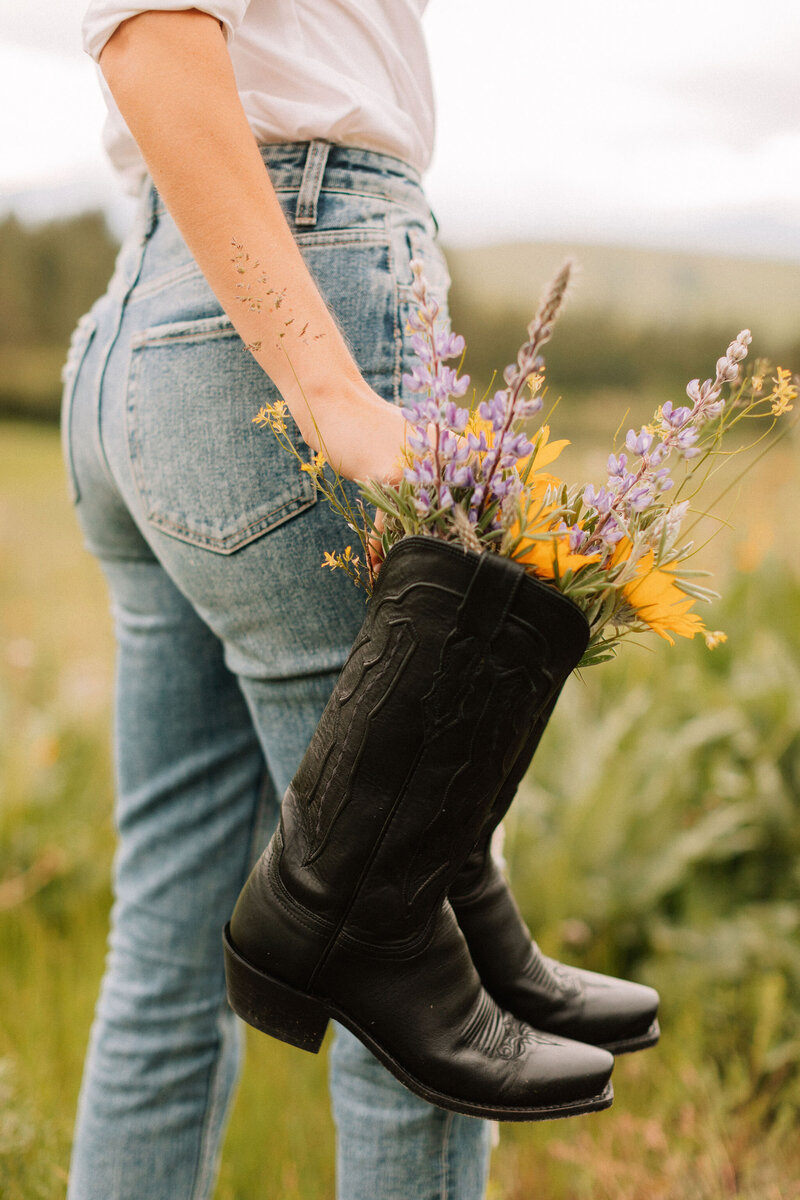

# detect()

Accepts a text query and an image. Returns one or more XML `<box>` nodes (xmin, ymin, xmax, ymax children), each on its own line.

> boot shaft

<box><xmin>278</xmin><ymin>537</ymin><xmax>589</xmax><ymax>942</ymax></box>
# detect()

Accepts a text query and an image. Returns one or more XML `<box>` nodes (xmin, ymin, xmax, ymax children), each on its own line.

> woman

<box><xmin>65</xmin><ymin>2</ymin><xmax>641</xmax><ymax>1194</ymax></box>
<box><xmin>64</xmin><ymin>5</ymin><xmax>496</xmax><ymax>1196</ymax></box>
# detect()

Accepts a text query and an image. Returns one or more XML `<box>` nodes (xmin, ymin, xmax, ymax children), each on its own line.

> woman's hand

<box><xmin>302</xmin><ymin>384</ymin><xmax>407</xmax><ymax>485</ymax></box>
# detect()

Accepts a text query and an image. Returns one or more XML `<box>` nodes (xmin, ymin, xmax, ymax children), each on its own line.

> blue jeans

<box><xmin>62</xmin><ymin>142</ymin><xmax>492</xmax><ymax>1200</ymax></box>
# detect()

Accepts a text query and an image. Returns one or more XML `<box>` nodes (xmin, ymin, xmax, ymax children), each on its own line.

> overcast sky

<box><xmin>2</xmin><ymin>0</ymin><xmax>799</xmax><ymax>257</ymax></box>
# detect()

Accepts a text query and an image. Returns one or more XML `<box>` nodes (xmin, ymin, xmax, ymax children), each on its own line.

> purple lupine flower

<box><xmin>468</xmin><ymin>484</ymin><xmax>486</xmax><ymax>511</ymax></box>
<box><xmin>675</xmin><ymin>427</ymin><xmax>699</xmax><ymax>452</ymax></box>
<box><xmin>701</xmin><ymin>396</ymin><xmax>726</xmax><ymax>419</ymax></box>
<box><xmin>467</xmin><ymin>429</ymin><xmax>489</xmax><ymax>454</ymax></box>
<box><xmin>402</xmin><ymin>364</ymin><xmax>432</xmax><ymax>394</ymax></box>
<box><xmin>479</xmin><ymin>390</ymin><xmax>511</xmax><ymax>431</ymax></box>
<box><xmin>488</xmin><ymin>474</ymin><xmax>516</xmax><ymax>500</ymax></box>
<box><xmin>583</xmin><ymin>483</ymin><xmax>612</xmax><ymax>514</ymax></box>
<box><xmin>625</xmin><ymin>427</ymin><xmax>654</xmax><ymax>456</ymax></box>
<box><xmin>716</xmin><ymin>356</ymin><xmax>740</xmax><ymax>384</ymax></box>
<box><xmin>443</xmin><ymin>401</ymin><xmax>469</xmax><ymax>434</ymax></box>
<box><xmin>612</xmin><ymin>471</ymin><xmax>638</xmax><ymax>497</ymax></box>
<box><xmin>596</xmin><ymin>514</ymin><xmax>625</xmax><ymax>546</ymax></box>
<box><xmin>435</xmin><ymin>330</ymin><xmax>466</xmax><ymax>360</ymax></box>
<box><xmin>662</xmin><ymin>402</ymin><xmax>692</xmax><ymax>429</ymax></box>
<box><xmin>685</xmin><ymin>379</ymin><xmax>703</xmax><ymax>406</ymax></box>
<box><xmin>502</xmin><ymin>432</ymin><xmax>533</xmax><ymax>459</ymax></box>
<box><xmin>404</xmin><ymin>458</ymin><xmax>436</xmax><ymax>487</ymax></box>
<box><xmin>607</xmin><ymin>451</ymin><xmax>628</xmax><ymax>478</ymax></box>
<box><xmin>409</xmin><ymin>333</ymin><xmax>434</xmax><ymax>363</ymax></box>
<box><xmin>628</xmin><ymin>484</ymin><xmax>654</xmax><ymax>512</ymax></box>
<box><xmin>407</xmin><ymin>428</ymin><xmax>431</xmax><ymax>455</ymax></box>
<box><xmin>436</xmin><ymin>366</ymin><xmax>470</xmax><ymax>399</ymax></box>
<box><xmin>444</xmin><ymin>463</ymin><xmax>476</xmax><ymax>489</ymax></box>
<box><xmin>515</xmin><ymin>395</ymin><xmax>545</xmax><ymax>420</ymax></box>
<box><xmin>568</xmin><ymin>525</ymin><xmax>589</xmax><ymax>553</ymax></box>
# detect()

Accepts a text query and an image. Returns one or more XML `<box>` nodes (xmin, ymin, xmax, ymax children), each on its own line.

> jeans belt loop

<box><xmin>295</xmin><ymin>140</ymin><xmax>331</xmax><ymax>228</ymax></box>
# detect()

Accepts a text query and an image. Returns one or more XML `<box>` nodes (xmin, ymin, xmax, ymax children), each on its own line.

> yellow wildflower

<box><xmin>527</xmin><ymin>425</ymin><xmax>570</xmax><ymax>474</ymax></box>
<box><xmin>252</xmin><ymin>398</ymin><xmax>288</xmax><ymax>431</ymax></box>
<box><xmin>612</xmin><ymin>544</ymin><xmax>705</xmax><ymax>645</ymax></box>
<box><xmin>301</xmin><ymin>451</ymin><xmax>327</xmax><ymax>477</ymax></box>
<box><xmin>512</xmin><ymin>532</ymin><xmax>601</xmax><ymax>580</ymax></box>
<box><xmin>464</xmin><ymin>416</ymin><xmax>569</xmax><ymax>478</ymax></box>
<box><xmin>508</xmin><ymin>472</ymin><xmax>599</xmax><ymax>579</ymax></box>
<box><xmin>769</xmin><ymin>367</ymin><xmax>797</xmax><ymax>416</ymax></box>
<box><xmin>704</xmin><ymin>630</ymin><xmax>728</xmax><ymax>649</ymax></box>
<box><xmin>321</xmin><ymin>551</ymin><xmax>339</xmax><ymax>569</ymax></box>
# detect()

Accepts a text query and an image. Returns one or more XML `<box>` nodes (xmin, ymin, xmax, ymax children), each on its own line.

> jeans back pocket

<box><xmin>126</xmin><ymin>314</ymin><xmax>316</xmax><ymax>554</ymax></box>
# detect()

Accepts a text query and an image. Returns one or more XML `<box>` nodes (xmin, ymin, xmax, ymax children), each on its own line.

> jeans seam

<box><xmin>190</xmin><ymin>763</ymin><xmax>272</xmax><ymax>1199</ymax></box>
<box><xmin>189</xmin><ymin>992</ymin><xmax>231</xmax><ymax>1200</ymax></box>
<box><xmin>92</xmin><ymin>211</ymin><xmax>153</xmax><ymax>495</ymax></box>
<box><xmin>439</xmin><ymin>1110</ymin><xmax>454</xmax><ymax>1200</ymax></box>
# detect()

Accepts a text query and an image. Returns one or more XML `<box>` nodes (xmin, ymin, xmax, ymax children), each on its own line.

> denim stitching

<box><xmin>130</xmin><ymin>259</ymin><xmax>204</xmax><ymax>303</ymax></box>
<box><xmin>61</xmin><ymin>312</ymin><xmax>98</xmax><ymax>504</ymax></box>
<box><xmin>189</xmin><ymin>995</ymin><xmax>232</xmax><ymax>1200</ymax></box>
<box><xmin>440</xmin><ymin>1110</ymin><xmax>454</xmax><ymax>1200</ymax></box>
<box><xmin>90</xmin><ymin>197</ymin><xmax>155</xmax><ymax>496</ymax></box>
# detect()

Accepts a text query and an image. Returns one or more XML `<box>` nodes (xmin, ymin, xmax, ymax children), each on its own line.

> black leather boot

<box><xmin>450</xmin><ymin>701</ymin><xmax>660</xmax><ymax>1055</ymax></box>
<box><xmin>224</xmin><ymin>536</ymin><xmax>613</xmax><ymax>1122</ymax></box>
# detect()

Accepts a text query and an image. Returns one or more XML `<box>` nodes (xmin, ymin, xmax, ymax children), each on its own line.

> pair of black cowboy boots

<box><xmin>224</xmin><ymin>536</ymin><xmax>659</xmax><ymax>1121</ymax></box>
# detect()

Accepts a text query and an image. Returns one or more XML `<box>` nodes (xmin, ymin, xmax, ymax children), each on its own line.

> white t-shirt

<box><xmin>83</xmin><ymin>0</ymin><xmax>435</xmax><ymax>194</ymax></box>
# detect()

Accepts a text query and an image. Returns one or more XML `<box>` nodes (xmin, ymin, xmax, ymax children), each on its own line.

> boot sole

<box><xmin>599</xmin><ymin>1019</ymin><xmax>660</xmax><ymax>1056</ymax></box>
<box><xmin>223</xmin><ymin>924</ymin><xmax>614</xmax><ymax>1123</ymax></box>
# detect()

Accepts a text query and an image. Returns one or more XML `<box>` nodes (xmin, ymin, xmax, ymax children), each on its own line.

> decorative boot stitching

<box><xmin>545</xmin><ymin>955</ymin><xmax>614</xmax><ymax>992</ymax></box>
<box><xmin>461</xmin><ymin>990</ymin><xmax>560</xmax><ymax>1059</ymax></box>
<box><xmin>298</xmin><ymin>617</ymin><xmax>418</xmax><ymax>865</ymax></box>
<box><xmin>520</xmin><ymin>945</ymin><xmax>583</xmax><ymax>998</ymax></box>
<box><xmin>403</xmin><ymin>653</ymin><xmax>540</xmax><ymax>912</ymax></box>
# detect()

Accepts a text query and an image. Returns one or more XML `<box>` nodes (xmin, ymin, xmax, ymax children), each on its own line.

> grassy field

<box><xmin>2</xmin><ymin>420</ymin><xmax>799</xmax><ymax>1199</ymax></box>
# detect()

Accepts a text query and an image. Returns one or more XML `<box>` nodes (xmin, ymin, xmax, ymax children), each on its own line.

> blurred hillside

<box><xmin>446</xmin><ymin>241</ymin><xmax>800</xmax><ymax>443</ymax></box>
<box><xmin>1</xmin><ymin>211</ymin><xmax>798</xmax><ymax>426</ymax></box>
<box><xmin>447</xmin><ymin>240</ymin><xmax>800</xmax><ymax>343</ymax></box>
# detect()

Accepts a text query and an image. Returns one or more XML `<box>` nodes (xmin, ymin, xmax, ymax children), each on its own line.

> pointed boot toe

<box><xmin>452</xmin><ymin>853</ymin><xmax>660</xmax><ymax>1054</ymax></box>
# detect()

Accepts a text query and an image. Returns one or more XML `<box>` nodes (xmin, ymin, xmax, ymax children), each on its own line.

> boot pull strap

<box><xmin>454</xmin><ymin>553</ymin><xmax>523</xmax><ymax>643</ymax></box>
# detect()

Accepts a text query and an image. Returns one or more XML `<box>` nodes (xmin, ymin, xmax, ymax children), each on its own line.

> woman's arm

<box><xmin>99</xmin><ymin>8</ymin><xmax>407</xmax><ymax>483</ymax></box>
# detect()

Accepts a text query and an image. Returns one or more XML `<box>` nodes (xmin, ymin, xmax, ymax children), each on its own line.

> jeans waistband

<box><xmin>145</xmin><ymin>140</ymin><xmax>429</xmax><ymax>231</ymax></box>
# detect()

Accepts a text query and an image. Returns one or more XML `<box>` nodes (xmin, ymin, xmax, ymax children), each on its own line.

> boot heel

<box><xmin>223</xmin><ymin>923</ymin><xmax>329</xmax><ymax>1053</ymax></box>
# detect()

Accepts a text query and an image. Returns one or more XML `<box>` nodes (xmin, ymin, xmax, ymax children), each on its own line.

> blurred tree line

<box><xmin>1</xmin><ymin>210</ymin><xmax>798</xmax><ymax>427</ymax></box>
<box><xmin>447</xmin><ymin>265</ymin><xmax>800</xmax><ymax>444</ymax></box>
<box><xmin>0</xmin><ymin>213</ymin><xmax>118</xmax><ymax>420</ymax></box>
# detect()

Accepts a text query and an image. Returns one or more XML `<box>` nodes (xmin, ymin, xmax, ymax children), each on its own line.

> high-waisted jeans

<box><xmin>62</xmin><ymin>142</ymin><xmax>492</xmax><ymax>1200</ymax></box>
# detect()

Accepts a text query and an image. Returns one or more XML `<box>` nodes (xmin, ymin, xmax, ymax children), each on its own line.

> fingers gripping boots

<box><xmin>450</xmin><ymin>701</ymin><xmax>661</xmax><ymax>1055</ymax></box>
<box><xmin>224</xmin><ymin>537</ymin><xmax>613</xmax><ymax>1121</ymax></box>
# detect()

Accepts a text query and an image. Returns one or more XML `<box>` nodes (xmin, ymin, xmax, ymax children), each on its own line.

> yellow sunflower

<box><xmin>612</xmin><ymin>542</ymin><xmax>706</xmax><ymax>645</ymax></box>
<box><xmin>509</xmin><ymin>468</ymin><xmax>600</xmax><ymax>580</ymax></box>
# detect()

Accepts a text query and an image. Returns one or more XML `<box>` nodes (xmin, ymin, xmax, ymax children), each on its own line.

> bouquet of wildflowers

<box><xmin>255</xmin><ymin>260</ymin><xmax>795</xmax><ymax>669</ymax></box>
